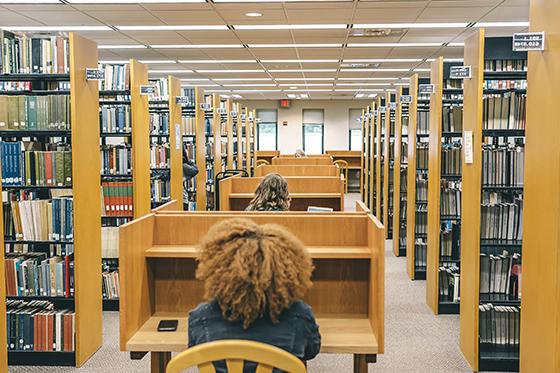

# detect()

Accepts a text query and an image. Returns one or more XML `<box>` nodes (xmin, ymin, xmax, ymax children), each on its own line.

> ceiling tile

<box><xmin>148</xmin><ymin>10</ymin><xmax>225</xmax><ymax>24</ymax></box>
<box><xmin>18</xmin><ymin>10</ymin><xmax>103</xmax><ymax>25</ymax></box>
<box><xmin>83</xmin><ymin>10</ymin><xmax>161</xmax><ymax>24</ymax></box>
<box><xmin>0</xmin><ymin>9</ymin><xmax>42</xmax><ymax>26</ymax></box>
<box><xmin>479</xmin><ymin>5</ymin><xmax>528</xmax><ymax>21</ymax></box>
<box><xmin>417</xmin><ymin>6</ymin><xmax>494</xmax><ymax>21</ymax></box>
<box><xmin>235</xmin><ymin>30</ymin><xmax>293</xmax><ymax>43</ymax></box>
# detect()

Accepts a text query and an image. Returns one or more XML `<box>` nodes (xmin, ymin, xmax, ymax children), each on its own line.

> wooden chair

<box><xmin>256</xmin><ymin>159</ymin><xmax>270</xmax><ymax>167</ymax></box>
<box><xmin>333</xmin><ymin>160</ymin><xmax>349</xmax><ymax>193</ymax></box>
<box><xmin>165</xmin><ymin>340</ymin><xmax>307</xmax><ymax>373</ymax></box>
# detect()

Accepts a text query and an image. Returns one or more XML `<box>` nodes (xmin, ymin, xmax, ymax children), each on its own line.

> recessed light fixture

<box><xmin>336</xmin><ymin>83</ymin><xmax>393</xmax><ymax>86</ymax></box>
<box><xmin>234</xmin><ymin>24</ymin><xmax>346</xmax><ymax>30</ymax></box>
<box><xmin>447</xmin><ymin>42</ymin><xmax>465</xmax><ymax>47</ymax></box>
<box><xmin>343</xmin><ymin>58</ymin><xmax>423</xmax><ymax>63</ymax></box>
<box><xmin>261</xmin><ymin>59</ymin><xmax>339</xmax><ymax>63</ymax></box>
<box><xmin>338</xmin><ymin>77</ymin><xmax>399</xmax><ymax>81</ymax></box>
<box><xmin>232</xmin><ymin>94</ymin><xmax>242</xmax><ymax>98</ymax></box>
<box><xmin>275</xmin><ymin>78</ymin><xmax>335</xmax><ymax>81</ymax></box>
<box><xmin>279</xmin><ymin>83</ymin><xmax>333</xmax><ymax>87</ymax></box>
<box><xmin>245</xmin><ymin>12</ymin><xmax>263</xmax><ymax>17</ymax></box>
<box><xmin>413</xmin><ymin>68</ymin><xmax>431</xmax><ymax>72</ymax></box>
<box><xmin>290</xmin><ymin>86</ymin><xmax>297</xmax><ymax>89</ymax></box>
<box><xmin>339</xmin><ymin>68</ymin><xmax>410</xmax><ymax>72</ymax></box>
<box><xmin>269</xmin><ymin>69</ymin><xmax>337</xmax><ymax>72</ymax></box>
<box><xmin>355</xmin><ymin>93</ymin><xmax>365</xmax><ymax>98</ymax></box>
<box><xmin>116</xmin><ymin>25</ymin><xmax>228</xmax><ymax>31</ymax></box>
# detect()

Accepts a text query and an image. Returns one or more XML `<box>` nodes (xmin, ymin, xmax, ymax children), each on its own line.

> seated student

<box><xmin>245</xmin><ymin>173</ymin><xmax>290</xmax><ymax>211</ymax></box>
<box><xmin>189</xmin><ymin>218</ymin><xmax>321</xmax><ymax>372</ymax></box>
<box><xmin>294</xmin><ymin>149</ymin><xmax>306</xmax><ymax>158</ymax></box>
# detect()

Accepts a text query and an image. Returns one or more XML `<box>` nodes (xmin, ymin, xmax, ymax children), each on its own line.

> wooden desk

<box><xmin>255</xmin><ymin>165</ymin><xmax>339</xmax><ymax>177</ymax></box>
<box><xmin>326</xmin><ymin>150</ymin><xmax>362</xmax><ymax>192</ymax></box>
<box><xmin>256</xmin><ymin>150</ymin><xmax>280</xmax><ymax>164</ymax></box>
<box><xmin>271</xmin><ymin>157</ymin><xmax>333</xmax><ymax>166</ymax></box>
<box><xmin>120</xmin><ymin>212</ymin><xmax>384</xmax><ymax>373</ymax></box>
<box><xmin>219</xmin><ymin>176</ymin><xmax>344</xmax><ymax>211</ymax></box>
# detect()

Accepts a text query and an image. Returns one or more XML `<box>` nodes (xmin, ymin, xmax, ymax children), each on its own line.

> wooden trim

<box><xmin>375</xmin><ymin>96</ymin><xmax>382</xmax><ymax>220</ymax></box>
<box><xmin>254</xmin><ymin>165</ymin><xmax>339</xmax><ymax>177</ymax></box>
<box><xmin>130</xmin><ymin>59</ymin><xmax>151</xmax><ymax>218</ymax></box>
<box><xmin>426</xmin><ymin>57</ymin><xmax>444</xmax><ymax>315</ymax></box>
<box><xmin>406</xmin><ymin>74</ymin><xmax>419</xmax><ymax>280</ymax></box>
<box><xmin>168</xmin><ymin>76</ymin><xmax>183</xmax><ymax>208</ymax></box>
<box><xmin>368</xmin><ymin>104</ymin><xmax>375</xmax><ymax>213</ymax></box>
<box><xmin>360</xmin><ymin>109</ymin><xmax>366</xmax><ymax>200</ymax></box>
<box><xmin>226</xmin><ymin>99</ymin><xmax>234</xmax><ymax>170</ymax></box>
<box><xmin>69</xmin><ymin>32</ymin><xmax>103</xmax><ymax>367</ymax></box>
<box><xmin>382</xmin><ymin>92</ymin><xmax>391</xmax><ymax>233</ymax></box>
<box><xmin>392</xmin><ymin>87</ymin><xmax>403</xmax><ymax>257</ymax></box>
<box><xmin>459</xmin><ymin>29</ymin><xmax>485</xmax><ymax>371</ymax></box>
<box><xmin>151</xmin><ymin>200</ymin><xmax>181</xmax><ymax>212</ymax></box>
<box><xmin>368</xmin><ymin>214</ymin><xmax>385</xmax><ymax>354</ymax></box>
<box><xmin>252</xmin><ymin>109</ymin><xmax>258</xmax><ymax>175</ymax></box>
<box><xmin>235</xmin><ymin>103</ymin><xmax>243</xmax><ymax>169</ymax></box>
<box><xmin>212</xmin><ymin>94</ymin><xmax>221</xmax><ymax>187</ymax></box>
<box><xmin>194</xmin><ymin>87</ymin><xmax>206</xmax><ymax>210</ymax></box>
<box><xmin>272</xmin><ymin>157</ymin><xmax>333</xmax><ymax>166</ymax></box>
<box><xmin>244</xmin><ymin>107</ymin><xmax>250</xmax><ymax>172</ymax></box>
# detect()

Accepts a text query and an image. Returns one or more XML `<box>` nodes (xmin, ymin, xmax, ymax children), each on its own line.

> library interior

<box><xmin>0</xmin><ymin>0</ymin><xmax>557</xmax><ymax>372</ymax></box>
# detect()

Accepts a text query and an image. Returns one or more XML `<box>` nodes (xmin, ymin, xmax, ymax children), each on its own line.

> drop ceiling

<box><xmin>0</xmin><ymin>0</ymin><xmax>529</xmax><ymax>99</ymax></box>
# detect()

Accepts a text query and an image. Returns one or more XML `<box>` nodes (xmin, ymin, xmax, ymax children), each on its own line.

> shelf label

<box><xmin>217</xmin><ymin>108</ymin><xmax>227</xmax><ymax>115</ymax></box>
<box><xmin>231</xmin><ymin>111</ymin><xmax>238</xmax><ymax>117</ymax></box>
<box><xmin>450</xmin><ymin>66</ymin><xmax>472</xmax><ymax>79</ymax></box>
<box><xmin>389</xmin><ymin>102</ymin><xmax>397</xmax><ymax>110</ymax></box>
<box><xmin>513</xmin><ymin>32</ymin><xmax>545</xmax><ymax>51</ymax></box>
<box><xmin>400</xmin><ymin>95</ymin><xmax>413</xmax><ymax>103</ymax></box>
<box><xmin>86</xmin><ymin>68</ymin><xmax>104</xmax><ymax>81</ymax></box>
<box><xmin>374</xmin><ymin>110</ymin><xmax>378</xmax><ymax>116</ymax></box>
<box><xmin>175</xmin><ymin>96</ymin><xmax>191</xmax><ymax>106</ymax></box>
<box><xmin>379</xmin><ymin>106</ymin><xmax>387</xmax><ymax>113</ymax></box>
<box><xmin>419</xmin><ymin>84</ymin><xmax>435</xmax><ymax>94</ymax></box>
<box><xmin>140</xmin><ymin>85</ymin><xmax>156</xmax><ymax>95</ymax></box>
<box><xmin>464</xmin><ymin>130</ymin><xmax>474</xmax><ymax>164</ymax></box>
<box><xmin>199</xmin><ymin>103</ymin><xmax>212</xmax><ymax>111</ymax></box>
<box><xmin>175</xmin><ymin>124</ymin><xmax>181</xmax><ymax>150</ymax></box>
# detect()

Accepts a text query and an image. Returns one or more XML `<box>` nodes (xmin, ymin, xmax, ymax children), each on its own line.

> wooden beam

<box><xmin>406</xmin><ymin>74</ymin><xmax>419</xmax><ymax>280</ymax></box>
<box><xmin>168</xmin><ymin>76</ymin><xmax>183</xmax><ymax>209</ymax></box>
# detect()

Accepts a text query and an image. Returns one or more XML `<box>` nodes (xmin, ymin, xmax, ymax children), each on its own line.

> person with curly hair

<box><xmin>245</xmin><ymin>173</ymin><xmax>291</xmax><ymax>212</ymax></box>
<box><xmin>188</xmin><ymin>218</ymin><xmax>321</xmax><ymax>372</ymax></box>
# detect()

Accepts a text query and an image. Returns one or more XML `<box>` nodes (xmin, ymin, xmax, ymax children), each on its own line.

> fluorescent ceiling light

<box><xmin>393</xmin><ymin>82</ymin><xmax>410</xmax><ymax>86</ymax></box>
<box><xmin>139</xmin><ymin>60</ymin><xmax>177</xmax><ymax>64</ymax></box>
<box><xmin>261</xmin><ymin>59</ymin><xmax>339</xmax><ymax>63</ymax></box>
<box><xmin>343</xmin><ymin>58</ymin><xmax>423</xmax><ymax>63</ymax></box>
<box><xmin>233</xmin><ymin>89</ymin><xmax>283</xmax><ymax>92</ymax></box>
<box><xmin>348</xmin><ymin>42</ymin><xmax>442</xmax><ymax>48</ymax></box>
<box><xmin>474</xmin><ymin>21</ymin><xmax>529</xmax><ymax>27</ymax></box>
<box><xmin>269</xmin><ymin>69</ymin><xmax>337</xmax><ymax>72</ymax></box>
<box><xmin>117</xmin><ymin>25</ymin><xmax>227</xmax><ymax>31</ymax></box>
<box><xmin>181</xmin><ymin>84</ymin><xmax>220</xmax><ymax>87</ymax></box>
<box><xmin>0</xmin><ymin>0</ymin><xmax>60</xmax><ymax>3</ymax></box>
<box><xmin>287</xmin><ymin>89</ymin><xmax>333</xmax><ymax>92</ymax></box>
<box><xmin>355</xmin><ymin>93</ymin><xmax>365</xmax><ymax>98</ymax></box>
<box><xmin>232</xmin><ymin>94</ymin><xmax>242</xmax><ymax>98</ymax></box>
<box><xmin>148</xmin><ymin>69</ymin><xmax>193</xmax><ymax>73</ymax></box>
<box><xmin>275</xmin><ymin>78</ymin><xmax>335</xmax><ymax>81</ymax></box>
<box><xmin>447</xmin><ymin>42</ymin><xmax>465</xmax><ymax>47</ymax></box>
<box><xmin>336</xmin><ymin>83</ymin><xmax>393</xmax><ymax>86</ymax></box>
<box><xmin>335</xmin><ymin>89</ymin><xmax>385</xmax><ymax>92</ymax></box>
<box><xmin>222</xmin><ymin>84</ymin><xmax>277</xmax><ymax>87</ymax></box>
<box><xmin>444</xmin><ymin>58</ymin><xmax>464</xmax><ymax>62</ymax></box>
<box><xmin>68</xmin><ymin>0</ymin><xmax>204</xmax><ymax>2</ymax></box>
<box><xmin>99</xmin><ymin>60</ymin><xmax>129</xmax><ymax>64</ymax></box>
<box><xmin>151</xmin><ymin>44</ymin><xmax>244</xmax><ymax>49</ymax></box>
<box><xmin>220</xmin><ymin>94</ymin><xmax>230</xmax><ymax>98</ymax></box>
<box><xmin>179</xmin><ymin>60</ymin><xmax>257</xmax><ymax>64</ymax></box>
<box><xmin>338</xmin><ymin>77</ymin><xmax>399</xmax><ymax>81</ymax></box>
<box><xmin>340</xmin><ymin>68</ymin><xmax>410</xmax><ymax>72</ymax></box>
<box><xmin>99</xmin><ymin>45</ymin><xmax>146</xmax><ymax>49</ymax></box>
<box><xmin>300</xmin><ymin>94</ymin><xmax>309</xmax><ymax>98</ymax></box>
<box><xmin>196</xmin><ymin>69</ymin><xmax>264</xmax><ymax>73</ymax></box>
<box><xmin>413</xmin><ymin>68</ymin><xmax>431</xmax><ymax>72</ymax></box>
<box><xmin>368</xmin><ymin>94</ymin><xmax>376</xmax><ymax>98</ymax></box>
<box><xmin>6</xmin><ymin>25</ymin><xmax>111</xmax><ymax>31</ymax></box>
<box><xmin>353</xmin><ymin>22</ymin><xmax>468</xmax><ymax>29</ymax></box>
<box><xmin>245</xmin><ymin>12</ymin><xmax>262</xmax><ymax>17</ymax></box>
<box><xmin>287</xmin><ymin>94</ymin><xmax>296</xmax><ymax>98</ymax></box>
<box><xmin>278</xmin><ymin>83</ymin><xmax>333</xmax><ymax>86</ymax></box>
<box><xmin>249</xmin><ymin>43</ymin><xmax>342</xmax><ymax>48</ymax></box>
<box><xmin>212</xmin><ymin>78</ymin><xmax>271</xmax><ymax>81</ymax></box>
<box><xmin>234</xmin><ymin>24</ymin><xmax>346</xmax><ymax>30</ymax></box>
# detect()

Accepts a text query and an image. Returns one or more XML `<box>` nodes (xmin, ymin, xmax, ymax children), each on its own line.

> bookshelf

<box><xmin>459</xmin><ymin>31</ymin><xmax>527</xmax><ymax>372</ymax></box>
<box><xmin>225</xmin><ymin>99</ymin><xmax>234</xmax><ymax>170</ymax></box>
<box><xmin>426</xmin><ymin>58</ymin><xmax>464</xmax><ymax>315</ymax></box>
<box><xmin>392</xmin><ymin>87</ymin><xmax>407</xmax><ymax>257</ymax></box>
<box><xmin>382</xmin><ymin>92</ymin><xmax>395</xmax><ymax>240</ymax></box>
<box><xmin>235</xmin><ymin>103</ymin><xmax>243</xmax><ymax>170</ymax></box>
<box><xmin>167</xmin><ymin>76</ymin><xmax>183</xmax><ymax>210</ymax></box>
<box><xmin>242</xmin><ymin>107</ymin><xmax>250</xmax><ymax>173</ymax></box>
<box><xmin>375</xmin><ymin>96</ymin><xmax>382</xmax><ymax>220</ymax></box>
<box><xmin>194</xmin><ymin>87</ymin><xmax>206</xmax><ymax>210</ymax></box>
<box><xmin>360</xmin><ymin>108</ymin><xmax>369</xmax><ymax>207</ymax></box>
<box><xmin>520</xmin><ymin>2</ymin><xmax>559</xmax><ymax>371</ymax></box>
<box><xmin>378</xmin><ymin>96</ymin><xmax>386</xmax><ymax>225</ymax></box>
<box><xmin>0</xmin><ymin>32</ymin><xmax>102</xmax><ymax>367</ymax></box>
<box><xmin>406</xmin><ymin>74</ymin><xmax>429</xmax><ymax>280</ymax></box>
<box><xmin>179</xmin><ymin>87</ymin><xmax>196</xmax><ymax>211</ymax></box>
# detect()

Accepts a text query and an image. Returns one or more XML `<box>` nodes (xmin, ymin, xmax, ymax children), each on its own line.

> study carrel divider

<box><xmin>254</xmin><ymin>164</ymin><xmax>339</xmax><ymax>177</ymax></box>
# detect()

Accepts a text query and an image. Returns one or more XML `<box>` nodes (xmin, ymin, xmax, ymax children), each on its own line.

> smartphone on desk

<box><xmin>157</xmin><ymin>319</ymin><xmax>178</xmax><ymax>332</ymax></box>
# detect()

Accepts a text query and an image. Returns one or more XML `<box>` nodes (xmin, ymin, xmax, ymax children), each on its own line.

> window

<box><xmin>256</xmin><ymin>109</ymin><xmax>278</xmax><ymax>151</ymax></box>
<box><xmin>302</xmin><ymin>109</ymin><xmax>324</xmax><ymax>154</ymax></box>
<box><xmin>349</xmin><ymin>129</ymin><xmax>362</xmax><ymax>151</ymax></box>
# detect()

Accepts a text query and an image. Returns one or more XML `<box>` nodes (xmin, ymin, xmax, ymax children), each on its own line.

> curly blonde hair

<box><xmin>196</xmin><ymin>218</ymin><xmax>313</xmax><ymax>329</ymax></box>
<box><xmin>245</xmin><ymin>173</ymin><xmax>290</xmax><ymax>211</ymax></box>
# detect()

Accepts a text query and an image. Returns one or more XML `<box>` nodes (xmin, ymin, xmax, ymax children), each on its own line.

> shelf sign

<box><xmin>217</xmin><ymin>108</ymin><xmax>227</xmax><ymax>115</ymax></box>
<box><xmin>400</xmin><ymin>95</ymin><xmax>413</xmax><ymax>103</ymax></box>
<box><xmin>175</xmin><ymin>124</ymin><xmax>181</xmax><ymax>150</ymax></box>
<box><xmin>464</xmin><ymin>130</ymin><xmax>474</xmax><ymax>164</ymax></box>
<box><xmin>199</xmin><ymin>103</ymin><xmax>212</xmax><ymax>111</ymax></box>
<box><xmin>389</xmin><ymin>102</ymin><xmax>397</xmax><ymax>110</ymax></box>
<box><xmin>450</xmin><ymin>66</ymin><xmax>472</xmax><ymax>79</ymax></box>
<box><xmin>175</xmin><ymin>96</ymin><xmax>191</xmax><ymax>106</ymax></box>
<box><xmin>379</xmin><ymin>106</ymin><xmax>387</xmax><ymax>113</ymax></box>
<box><xmin>231</xmin><ymin>111</ymin><xmax>238</xmax><ymax>117</ymax></box>
<box><xmin>140</xmin><ymin>85</ymin><xmax>156</xmax><ymax>95</ymax></box>
<box><xmin>513</xmin><ymin>32</ymin><xmax>545</xmax><ymax>51</ymax></box>
<box><xmin>85</xmin><ymin>68</ymin><xmax>104</xmax><ymax>81</ymax></box>
<box><xmin>374</xmin><ymin>110</ymin><xmax>378</xmax><ymax>116</ymax></box>
<box><xmin>419</xmin><ymin>84</ymin><xmax>435</xmax><ymax>94</ymax></box>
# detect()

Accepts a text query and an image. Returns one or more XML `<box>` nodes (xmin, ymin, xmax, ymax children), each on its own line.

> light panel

<box><xmin>343</xmin><ymin>58</ymin><xmax>423</xmax><ymax>63</ymax></box>
<box><xmin>5</xmin><ymin>26</ymin><xmax>111</xmax><ymax>31</ymax></box>
<box><xmin>474</xmin><ymin>21</ymin><xmax>529</xmax><ymax>27</ymax></box>
<box><xmin>348</xmin><ymin>42</ymin><xmax>442</xmax><ymax>47</ymax></box>
<box><xmin>151</xmin><ymin>44</ymin><xmax>244</xmax><ymax>49</ymax></box>
<box><xmin>117</xmin><ymin>25</ymin><xmax>228</xmax><ymax>31</ymax></box>
<box><xmin>234</xmin><ymin>24</ymin><xmax>347</xmax><ymax>30</ymax></box>
<box><xmin>353</xmin><ymin>22</ymin><xmax>468</xmax><ymax>29</ymax></box>
<box><xmin>248</xmin><ymin>43</ymin><xmax>343</xmax><ymax>48</ymax></box>
<box><xmin>269</xmin><ymin>69</ymin><xmax>337</xmax><ymax>72</ymax></box>
<box><xmin>179</xmin><ymin>60</ymin><xmax>257</xmax><ymax>63</ymax></box>
<box><xmin>261</xmin><ymin>59</ymin><xmax>339</xmax><ymax>63</ymax></box>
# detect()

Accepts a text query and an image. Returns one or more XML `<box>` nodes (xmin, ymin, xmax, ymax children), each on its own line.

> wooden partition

<box><xmin>256</xmin><ymin>150</ymin><xmax>280</xmax><ymax>164</ymax></box>
<box><xmin>151</xmin><ymin>200</ymin><xmax>181</xmax><ymax>212</ymax></box>
<box><xmin>194</xmin><ymin>87</ymin><xmax>206</xmax><ymax>210</ymax></box>
<box><xmin>168</xmin><ymin>76</ymin><xmax>183</xmax><ymax>208</ymax></box>
<box><xmin>120</xmin><ymin>212</ymin><xmax>385</xmax><ymax>373</ymax></box>
<box><xmin>271</xmin><ymin>157</ymin><xmax>333</xmax><ymax>166</ymax></box>
<box><xmin>219</xmin><ymin>176</ymin><xmax>344</xmax><ymax>211</ymax></box>
<box><xmin>254</xmin><ymin>165</ymin><xmax>339</xmax><ymax>177</ymax></box>
<box><xmin>279</xmin><ymin>154</ymin><xmax>331</xmax><ymax>158</ymax></box>
<box><xmin>327</xmin><ymin>150</ymin><xmax>361</xmax><ymax>193</ymax></box>
<box><xmin>392</xmin><ymin>87</ymin><xmax>404</xmax><ymax>257</ymax></box>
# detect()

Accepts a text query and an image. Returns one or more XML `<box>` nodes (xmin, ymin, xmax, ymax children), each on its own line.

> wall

<box><xmin>239</xmin><ymin>99</ymin><xmax>371</xmax><ymax>154</ymax></box>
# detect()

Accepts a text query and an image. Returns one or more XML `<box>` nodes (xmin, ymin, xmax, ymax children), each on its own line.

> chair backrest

<box><xmin>333</xmin><ymin>160</ymin><xmax>348</xmax><ymax>176</ymax></box>
<box><xmin>256</xmin><ymin>159</ymin><xmax>270</xmax><ymax>167</ymax></box>
<box><xmin>165</xmin><ymin>340</ymin><xmax>307</xmax><ymax>373</ymax></box>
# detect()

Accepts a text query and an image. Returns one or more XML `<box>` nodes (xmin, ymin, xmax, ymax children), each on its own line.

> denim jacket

<box><xmin>188</xmin><ymin>299</ymin><xmax>321</xmax><ymax>372</ymax></box>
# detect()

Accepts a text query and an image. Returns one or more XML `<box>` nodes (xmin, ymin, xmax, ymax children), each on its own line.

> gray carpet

<box><xmin>10</xmin><ymin>194</ymin><xmax>481</xmax><ymax>372</ymax></box>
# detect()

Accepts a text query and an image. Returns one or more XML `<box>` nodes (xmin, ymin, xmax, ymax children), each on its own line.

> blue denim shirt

<box><xmin>188</xmin><ymin>299</ymin><xmax>321</xmax><ymax>373</ymax></box>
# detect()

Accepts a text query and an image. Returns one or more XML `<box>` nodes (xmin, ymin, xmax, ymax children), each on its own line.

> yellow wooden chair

<box><xmin>333</xmin><ymin>160</ymin><xmax>349</xmax><ymax>193</ymax></box>
<box><xmin>165</xmin><ymin>340</ymin><xmax>306</xmax><ymax>373</ymax></box>
<box><xmin>256</xmin><ymin>159</ymin><xmax>270</xmax><ymax>167</ymax></box>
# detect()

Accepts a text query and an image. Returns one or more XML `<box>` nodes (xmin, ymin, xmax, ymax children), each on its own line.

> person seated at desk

<box><xmin>188</xmin><ymin>218</ymin><xmax>321</xmax><ymax>372</ymax></box>
<box><xmin>245</xmin><ymin>173</ymin><xmax>290</xmax><ymax>212</ymax></box>
<box><xmin>294</xmin><ymin>149</ymin><xmax>306</xmax><ymax>158</ymax></box>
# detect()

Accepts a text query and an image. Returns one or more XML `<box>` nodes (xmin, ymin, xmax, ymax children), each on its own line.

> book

<box><xmin>150</xmin><ymin>112</ymin><xmax>169</xmax><ymax>135</ymax></box>
<box><xmin>99</xmin><ymin>64</ymin><xmax>129</xmax><ymax>91</ymax></box>
<box><xmin>479</xmin><ymin>303</ymin><xmax>520</xmax><ymax>352</ymax></box>
<box><xmin>150</xmin><ymin>143</ymin><xmax>170</xmax><ymax>169</ymax></box>
<box><xmin>482</xmin><ymin>145</ymin><xmax>524</xmax><ymax>187</ymax></box>
<box><xmin>100</xmin><ymin>145</ymin><xmax>131</xmax><ymax>176</ymax></box>
<box><xmin>100</xmin><ymin>105</ymin><xmax>131</xmax><ymax>134</ymax></box>
<box><xmin>439</xmin><ymin>265</ymin><xmax>460</xmax><ymax>303</ymax></box>
<box><xmin>101</xmin><ymin>181</ymin><xmax>133</xmax><ymax>217</ymax></box>
<box><xmin>1</xmin><ymin>33</ymin><xmax>69</xmax><ymax>74</ymax></box>
<box><xmin>101</xmin><ymin>226</ymin><xmax>119</xmax><ymax>259</ymax></box>
<box><xmin>0</xmin><ymin>95</ymin><xmax>70</xmax><ymax>131</ymax></box>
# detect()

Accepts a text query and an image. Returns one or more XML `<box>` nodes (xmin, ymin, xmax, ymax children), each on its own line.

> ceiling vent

<box><xmin>350</xmin><ymin>28</ymin><xmax>407</xmax><ymax>37</ymax></box>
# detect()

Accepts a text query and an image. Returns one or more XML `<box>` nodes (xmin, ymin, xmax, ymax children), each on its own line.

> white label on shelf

<box><xmin>379</xmin><ymin>106</ymin><xmax>387</xmax><ymax>113</ymax></box>
<box><xmin>86</xmin><ymin>68</ymin><xmax>104</xmax><ymax>81</ymax></box>
<box><xmin>419</xmin><ymin>84</ymin><xmax>435</xmax><ymax>94</ymax></box>
<box><xmin>513</xmin><ymin>32</ymin><xmax>545</xmax><ymax>51</ymax></box>
<box><xmin>389</xmin><ymin>102</ymin><xmax>397</xmax><ymax>110</ymax></box>
<box><xmin>464</xmin><ymin>130</ymin><xmax>474</xmax><ymax>164</ymax></box>
<box><xmin>140</xmin><ymin>85</ymin><xmax>156</xmax><ymax>95</ymax></box>
<box><xmin>400</xmin><ymin>95</ymin><xmax>413</xmax><ymax>103</ymax></box>
<box><xmin>175</xmin><ymin>124</ymin><xmax>181</xmax><ymax>150</ymax></box>
<box><xmin>175</xmin><ymin>96</ymin><xmax>191</xmax><ymax>105</ymax></box>
<box><xmin>450</xmin><ymin>66</ymin><xmax>472</xmax><ymax>79</ymax></box>
<box><xmin>217</xmin><ymin>108</ymin><xmax>227</xmax><ymax>114</ymax></box>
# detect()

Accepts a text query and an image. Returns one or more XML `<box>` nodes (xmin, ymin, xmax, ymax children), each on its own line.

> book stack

<box><xmin>99</xmin><ymin>64</ymin><xmax>129</xmax><ymax>91</ymax></box>
<box><xmin>479</xmin><ymin>304</ymin><xmax>520</xmax><ymax>352</ymax></box>
<box><xmin>483</xmin><ymin>92</ymin><xmax>526</xmax><ymax>130</ymax></box>
<box><xmin>102</xmin><ymin>270</ymin><xmax>119</xmax><ymax>300</ymax></box>
<box><xmin>100</xmin><ymin>145</ymin><xmax>131</xmax><ymax>176</ymax></box>
<box><xmin>414</xmin><ymin>240</ymin><xmax>427</xmax><ymax>270</ymax></box>
<box><xmin>442</xmin><ymin>106</ymin><xmax>463</xmax><ymax>132</ymax></box>
<box><xmin>416</xmin><ymin>177</ymin><xmax>427</xmax><ymax>202</ymax></box>
<box><xmin>150</xmin><ymin>144</ymin><xmax>169</xmax><ymax>169</ymax></box>
<box><xmin>480</xmin><ymin>251</ymin><xmax>521</xmax><ymax>299</ymax></box>
<box><xmin>441</xmin><ymin>221</ymin><xmax>461</xmax><ymax>258</ymax></box>
<box><xmin>415</xmin><ymin>204</ymin><xmax>427</xmax><ymax>235</ymax></box>
<box><xmin>0</xmin><ymin>81</ymin><xmax>32</xmax><ymax>91</ymax></box>
<box><xmin>6</xmin><ymin>299</ymin><xmax>75</xmax><ymax>352</ymax></box>
<box><xmin>0</xmin><ymin>95</ymin><xmax>71</xmax><ymax>131</ymax></box>
<box><xmin>149</xmin><ymin>112</ymin><xmax>169</xmax><ymax>135</ymax></box>
<box><xmin>4</xmin><ymin>242</ymin><xmax>73</xmax><ymax>257</ymax></box>
<box><xmin>416</xmin><ymin>144</ymin><xmax>428</xmax><ymax>170</ymax></box>
<box><xmin>0</xmin><ymin>31</ymin><xmax>69</xmax><ymax>74</ymax></box>
<box><xmin>101</xmin><ymin>182</ymin><xmax>133</xmax><ymax>217</ymax></box>
<box><xmin>5</xmin><ymin>252</ymin><xmax>73</xmax><ymax>297</ymax></box>
<box><xmin>100</xmin><ymin>105</ymin><xmax>130</xmax><ymax>134</ymax></box>
<box><xmin>417</xmin><ymin>112</ymin><xmax>429</xmax><ymax>134</ymax></box>
<box><xmin>440</xmin><ymin>181</ymin><xmax>461</xmax><ymax>217</ymax></box>
<box><xmin>480</xmin><ymin>193</ymin><xmax>523</xmax><ymax>242</ymax></box>
<box><xmin>180</xmin><ymin>88</ymin><xmax>195</xmax><ymax>104</ymax></box>
<box><xmin>482</xmin><ymin>145</ymin><xmax>524</xmax><ymax>187</ymax></box>
<box><xmin>441</xmin><ymin>143</ymin><xmax>462</xmax><ymax>176</ymax></box>
<box><xmin>483</xmin><ymin>80</ymin><xmax>527</xmax><ymax>90</ymax></box>
<box><xmin>484</xmin><ymin>59</ymin><xmax>527</xmax><ymax>72</ymax></box>
<box><xmin>101</xmin><ymin>227</ymin><xmax>118</xmax><ymax>259</ymax></box>
<box><xmin>149</xmin><ymin>78</ymin><xmax>168</xmax><ymax>100</ymax></box>
<box><xmin>182</xmin><ymin>116</ymin><xmax>195</xmax><ymax>136</ymax></box>
<box><xmin>439</xmin><ymin>265</ymin><xmax>460</xmax><ymax>303</ymax></box>
<box><xmin>151</xmin><ymin>179</ymin><xmax>170</xmax><ymax>204</ymax></box>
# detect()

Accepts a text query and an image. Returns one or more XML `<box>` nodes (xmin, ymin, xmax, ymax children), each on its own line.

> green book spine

<box><xmin>27</xmin><ymin>96</ymin><xmax>37</xmax><ymax>130</ymax></box>
<box><xmin>63</xmin><ymin>151</ymin><xmax>72</xmax><ymax>186</ymax></box>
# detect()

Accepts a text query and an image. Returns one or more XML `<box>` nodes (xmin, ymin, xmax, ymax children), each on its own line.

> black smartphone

<box><xmin>157</xmin><ymin>319</ymin><xmax>178</xmax><ymax>332</ymax></box>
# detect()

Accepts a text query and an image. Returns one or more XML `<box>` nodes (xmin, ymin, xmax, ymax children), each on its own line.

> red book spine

<box><xmin>45</xmin><ymin>152</ymin><xmax>53</xmax><ymax>186</ymax></box>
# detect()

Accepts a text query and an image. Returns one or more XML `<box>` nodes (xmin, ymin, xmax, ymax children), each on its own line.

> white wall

<box><xmin>239</xmin><ymin>99</ymin><xmax>371</xmax><ymax>154</ymax></box>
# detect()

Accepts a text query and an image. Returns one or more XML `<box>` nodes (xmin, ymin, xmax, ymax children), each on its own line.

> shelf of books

<box><xmin>224</xmin><ymin>99</ymin><xmax>234</xmax><ymax>170</ymax></box>
<box><xmin>235</xmin><ymin>103</ymin><xmax>243</xmax><ymax>170</ymax></box>
<box><xmin>378</xmin><ymin>95</ymin><xmax>387</xmax><ymax>226</ymax></box>
<box><xmin>360</xmin><ymin>107</ymin><xmax>370</xmax><ymax>208</ymax></box>
<box><xmin>459</xmin><ymin>31</ymin><xmax>526</xmax><ymax>372</ymax></box>
<box><xmin>392</xmin><ymin>87</ymin><xmax>409</xmax><ymax>257</ymax></box>
<box><xmin>425</xmin><ymin>58</ymin><xmax>464</xmax><ymax>315</ymax></box>
<box><xmin>167</xmin><ymin>76</ymin><xmax>183</xmax><ymax>211</ymax></box>
<box><xmin>247</xmin><ymin>109</ymin><xmax>256</xmax><ymax>176</ymax></box>
<box><xmin>384</xmin><ymin>92</ymin><xmax>395</xmax><ymax>240</ymax></box>
<box><xmin>520</xmin><ymin>2</ymin><xmax>559</xmax><ymax>371</ymax></box>
<box><xmin>192</xmin><ymin>87</ymin><xmax>207</xmax><ymax>211</ymax></box>
<box><xmin>0</xmin><ymin>32</ymin><xmax>102</xmax><ymax>367</ymax></box>
<box><xmin>369</xmin><ymin>101</ymin><xmax>379</xmax><ymax>217</ymax></box>
<box><xmin>180</xmin><ymin>87</ymin><xmax>196</xmax><ymax>211</ymax></box>
<box><xmin>374</xmin><ymin>96</ymin><xmax>382</xmax><ymax>219</ymax></box>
